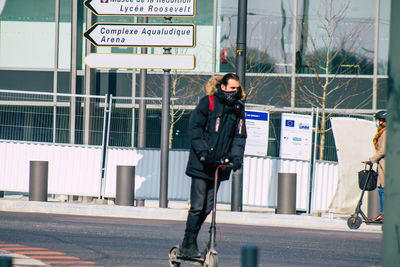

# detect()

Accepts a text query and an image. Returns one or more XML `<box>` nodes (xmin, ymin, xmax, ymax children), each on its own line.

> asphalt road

<box><xmin>0</xmin><ymin>211</ymin><xmax>381</xmax><ymax>267</ymax></box>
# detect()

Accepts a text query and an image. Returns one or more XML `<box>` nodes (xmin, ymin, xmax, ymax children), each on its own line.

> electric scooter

<box><xmin>168</xmin><ymin>159</ymin><xmax>230</xmax><ymax>267</ymax></box>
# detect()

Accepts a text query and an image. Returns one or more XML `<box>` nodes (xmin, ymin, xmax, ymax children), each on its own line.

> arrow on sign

<box><xmin>84</xmin><ymin>0</ymin><xmax>196</xmax><ymax>17</ymax></box>
<box><xmin>83</xmin><ymin>53</ymin><xmax>195</xmax><ymax>70</ymax></box>
<box><xmin>84</xmin><ymin>23</ymin><xmax>195</xmax><ymax>48</ymax></box>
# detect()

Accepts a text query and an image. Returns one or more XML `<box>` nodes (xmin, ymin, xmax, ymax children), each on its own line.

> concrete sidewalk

<box><xmin>0</xmin><ymin>196</ymin><xmax>382</xmax><ymax>233</ymax></box>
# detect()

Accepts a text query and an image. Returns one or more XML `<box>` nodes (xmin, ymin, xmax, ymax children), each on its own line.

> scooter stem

<box><xmin>209</xmin><ymin>165</ymin><xmax>225</xmax><ymax>251</ymax></box>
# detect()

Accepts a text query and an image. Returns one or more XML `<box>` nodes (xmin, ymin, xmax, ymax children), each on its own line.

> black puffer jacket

<box><xmin>185</xmin><ymin>76</ymin><xmax>247</xmax><ymax>181</ymax></box>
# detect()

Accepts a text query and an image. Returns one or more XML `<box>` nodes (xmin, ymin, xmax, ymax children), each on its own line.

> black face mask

<box><xmin>217</xmin><ymin>85</ymin><xmax>241</xmax><ymax>105</ymax></box>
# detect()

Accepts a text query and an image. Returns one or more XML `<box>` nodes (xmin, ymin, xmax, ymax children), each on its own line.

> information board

<box><xmin>279</xmin><ymin>113</ymin><xmax>313</xmax><ymax>160</ymax></box>
<box><xmin>244</xmin><ymin>110</ymin><xmax>270</xmax><ymax>157</ymax></box>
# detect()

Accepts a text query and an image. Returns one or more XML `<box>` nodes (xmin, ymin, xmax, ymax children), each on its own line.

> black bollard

<box><xmin>115</xmin><ymin>166</ymin><xmax>135</xmax><ymax>206</ymax></box>
<box><xmin>0</xmin><ymin>256</ymin><xmax>12</xmax><ymax>267</ymax></box>
<box><xmin>29</xmin><ymin>161</ymin><xmax>48</xmax><ymax>202</ymax></box>
<box><xmin>277</xmin><ymin>173</ymin><xmax>297</xmax><ymax>214</ymax></box>
<box><xmin>241</xmin><ymin>245</ymin><xmax>258</xmax><ymax>267</ymax></box>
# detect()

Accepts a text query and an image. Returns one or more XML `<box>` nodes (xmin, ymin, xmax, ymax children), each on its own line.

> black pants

<box><xmin>184</xmin><ymin>177</ymin><xmax>221</xmax><ymax>239</ymax></box>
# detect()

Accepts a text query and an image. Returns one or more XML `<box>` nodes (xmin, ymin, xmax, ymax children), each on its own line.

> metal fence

<box><xmin>0</xmin><ymin>89</ymin><xmax>377</xmax><ymax>212</ymax></box>
<box><xmin>0</xmin><ymin>89</ymin><xmax>376</xmax><ymax>161</ymax></box>
<box><xmin>0</xmin><ymin>89</ymin><xmax>107</xmax><ymax>146</ymax></box>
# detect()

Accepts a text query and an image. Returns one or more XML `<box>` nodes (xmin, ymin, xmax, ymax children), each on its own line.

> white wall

<box><xmin>0</xmin><ymin>141</ymin><xmax>338</xmax><ymax>212</ymax></box>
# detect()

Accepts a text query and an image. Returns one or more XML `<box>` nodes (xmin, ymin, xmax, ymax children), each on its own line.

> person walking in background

<box><xmin>366</xmin><ymin>110</ymin><xmax>386</xmax><ymax>222</ymax></box>
<box><xmin>179</xmin><ymin>73</ymin><xmax>247</xmax><ymax>258</ymax></box>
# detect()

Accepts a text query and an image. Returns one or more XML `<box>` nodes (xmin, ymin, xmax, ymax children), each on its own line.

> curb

<box><xmin>0</xmin><ymin>199</ymin><xmax>382</xmax><ymax>233</ymax></box>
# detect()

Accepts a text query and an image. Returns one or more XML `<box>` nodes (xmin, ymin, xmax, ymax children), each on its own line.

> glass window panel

<box><xmin>94</xmin><ymin>71</ymin><xmax>135</xmax><ymax>97</ymax></box>
<box><xmin>246</xmin><ymin>76</ymin><xmax>291</xmax><ymax>106</ymax></box>
<box><xmin>0</xmin><ymin>0</ymin><xmax>55</xmax><ymax>22</ymax></box>
<box><xmin>218</xmin><ymin>0</ymin><xmax>294</xmax><ymax>74</ymax></box>
<box><xmin>377</xmin><ymin>78</ymin><xmax>388</xmax><ymax>109</ymax></box>
<box><xmin>145</xmin><ymin>0</ymin><xmax>213</xmax><ymax>25</ymax></box>
<box><xmin>58</xmin><ymin>20</ymin><xmax>72</xmax><ymax>69</ymax></box>
<box><xmin>297</xmin><ymin>0</ymin><xmax>375</xmax><ymax>75</ymax></box>
<box><xmin>60</xmin><ymin>0</ymin><xmax>72</xmax><ymax>23</ymax></box>
<box><xmin>58</xmin><ymin>0</ymin><xmax>72</xmax><ymax>69</ymax></box>
<box><xmin>0</xmin><ymin>70</ymin><xmax>53</xmax><ymax>92</ymax></box>
<box><xmin>378</xmin><ymin>0</ymin><xmax>390</xmax><ymax>75</ymax></box>
<box><xmin>296</xmin><ymin>77</ymin><xmax>373</xmax><ymax>109</ymax></box>
<box><xmin>57</xmin><ymin>72</ymin><xmax>71</xmax><ymax>94</ymax></box>
<box><xmin>0</xmin><ymin>0</ymin><xmax>56</xmax><ymax>68</ymax></box>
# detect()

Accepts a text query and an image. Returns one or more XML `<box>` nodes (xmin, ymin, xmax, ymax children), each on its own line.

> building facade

<box><xmin>0</xmin><ymin>0</ymin><xmax>390</xmax><ymax>159</ymax></box>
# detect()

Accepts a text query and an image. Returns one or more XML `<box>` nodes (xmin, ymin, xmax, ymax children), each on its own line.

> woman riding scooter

<box><xmin>365</xmin><ymin>111</ymin><xmax>386</xmax><ymax>222</ymax></box>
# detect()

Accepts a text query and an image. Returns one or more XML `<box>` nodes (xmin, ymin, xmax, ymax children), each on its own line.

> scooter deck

<box><xmin>169</xmin><ymin>246</ymin><xmax>205</xmax><ymax>266</ymax></box>
<box><xmin>364</xmin><ymin>220</ymin><xmax>383</xmax><ymax>224</ymax></box>
<box><xmin>172</xmin><ymin>255</ymin><xmax>205</xmax><ymax>266</ymax></box>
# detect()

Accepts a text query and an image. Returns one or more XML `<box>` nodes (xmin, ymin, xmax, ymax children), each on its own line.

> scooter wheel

<box><xmin>168</xmin><ymin>246</ymin><xmax>181</xmax><ymax>267</ymax></box>
<box><xmin>347</xmin><ymin>215</ymin><xmax>362</xmax><ymax>229</ymax></box>
<box><xmin>204</xmin><ymin>252</ymin><xmax>218</xmax><ymax>267</ymax></box>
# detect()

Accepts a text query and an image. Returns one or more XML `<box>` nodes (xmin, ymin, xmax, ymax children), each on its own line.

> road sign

<box><xmin>84</xmin><ymin>23</ymin><xmax>195</xmax><ymax>48</ymax></box>
<box><xmin>83</xmin><ymin>53</ymin><xmax>195</xmax><ymax>70</ymax></box>
<box><xmin>84</xmin><ymin>0</ymin><xmax>196</xmax><ymax>17</ymax></box>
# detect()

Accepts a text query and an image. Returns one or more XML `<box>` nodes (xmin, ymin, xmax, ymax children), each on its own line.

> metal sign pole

<box><xmin>232</xmin><ymin>0</ymin><xmax>247</xmax><ymax>212</ymax></box>
<box><xmin>159</xmin><ymin>17</ymin><xmax>172</xmax><ymax>209</ymax></box>
<box><xmin>138</xmin><ymin>16</ymin><xmax>148</xmax><ymax>148</ymax></box>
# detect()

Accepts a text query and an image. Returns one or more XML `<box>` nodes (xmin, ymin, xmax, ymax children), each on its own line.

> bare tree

<box><xmin>147</xmin><ymin>71</ymin><xmax>204</xmax><ymax>149</ymax></box>
<box><xmin>168</xmin><ymin>71</ymin><xmax>204</xmax><ymax>149</ymax></box>
<box><xmin>295</xmin><ymin>0</ymin><xmax>374</xmax><ymax>160</ymax></box>
<box><xmin>219</xmin><ymin>5</ymin><xmax>295</xmax><ymax>106</ymax></box>
<box><xmin>221</xmin><ymin>47</ymin><xmax>281</xmax><ymax>103</ymax></box>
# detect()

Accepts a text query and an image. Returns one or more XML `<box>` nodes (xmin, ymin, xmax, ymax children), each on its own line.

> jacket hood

<box><xmin>204</xmin><ymin>75</ymin><xmax>247</xmax><ymax>101</ymax></box>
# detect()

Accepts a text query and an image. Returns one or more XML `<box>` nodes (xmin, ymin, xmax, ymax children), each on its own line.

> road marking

<box><xmin>15</xmin><ymin>251</ymin><xmax>66</xmax><ymax>255</ymax></box>
<box><xmin>0</xmin><ymin>241</ymin><xmax>103</xmax><ymax>266</ymax></box>
<box><xmin>0</xmin><ymin>244</ymin><xmax>24</xmax><ymax>247</ymax></box>
<box><xmin>44</xmin><ymin>260</ymin><xmax>96</xmax><ymax>265</ymax></box>
<box><xmin>0</xmin><ymin>247</ymin><xmax>47</xmax><ymax>251</ymax></box>
<box><xmin>31</xmin><ymin>255</ymin><xmax>80</xmax><ymax>260</ymax></box>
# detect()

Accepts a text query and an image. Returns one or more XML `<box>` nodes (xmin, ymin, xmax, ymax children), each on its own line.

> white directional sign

<box><xmin>0</xmin><ymin>0</ymin><xmax>7</xmax><ymax>16</ymax></box>
<box><xmin>84</xmin><ymin>23</ymin><xmax>195</xmax><ymax>48</ymax></box>
<box><xmin>83</xmin><ymin>53</ymin><xmax>195</xmax><ymax>70</ymax></box>
<box><xmin>84</xmin><ymin>0</ymin><xmax>196</xmax><ymax>17</ymax></box>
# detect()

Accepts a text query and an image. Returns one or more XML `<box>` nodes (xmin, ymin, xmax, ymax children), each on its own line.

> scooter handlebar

<box><xmin>361</xmin><ymin>161</ymin><xmax>373</xmax><ymax>166</ymax></box>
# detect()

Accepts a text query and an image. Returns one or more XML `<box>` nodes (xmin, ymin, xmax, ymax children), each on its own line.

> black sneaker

<box><xmin>180</xmin><ymin>237</ymin><xmax>202</xmax><ymax>259</ymax></box>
